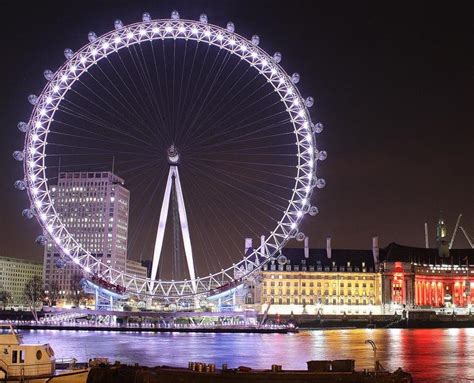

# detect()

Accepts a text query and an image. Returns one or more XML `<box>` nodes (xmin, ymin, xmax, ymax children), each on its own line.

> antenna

<box><xmin>449</xmin><ymin>214</ymin><xmax>462</xmax><ymax>249</ymax></box>
<box><xmin>424</xmin><ymin>223</ymin><xmax>429</xmax><ymax>248</ymax></box>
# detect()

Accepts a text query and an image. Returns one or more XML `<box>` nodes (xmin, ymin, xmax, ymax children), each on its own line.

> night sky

<box><xmin>0</xmin><ymin>0</ymin><xmax>472</xmax><ymax>265</ymax></box>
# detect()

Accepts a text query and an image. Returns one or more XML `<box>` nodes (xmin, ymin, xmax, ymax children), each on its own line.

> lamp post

<box><xmin>365</xmin><ymin>339</ymin><xmax>377</xmax><ymax>375</ymax></box>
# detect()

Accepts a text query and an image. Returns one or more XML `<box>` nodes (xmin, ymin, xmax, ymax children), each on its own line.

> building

<box><xmin>381</xmin><ymin>242</ymin><xmax>474</xmax><ymax>309</ymax></box>
<box><xmin>257</xmin><ymin>237</ymin><xmax>383</xmax><ymax>315</ymax></box>
<box><xmin>0</xmin><ymin>256</ymin><xmax>42</xmax><ymax>306</ymax></box>
<box><xmin>126</xmin><ymin>259</ymin><xmax>148</xmax><ymax>280</ymax></box>
<box><xmin>43</xmin><ymin>171</ymin><xmax>130</xmax><ymax>297</ymax></box>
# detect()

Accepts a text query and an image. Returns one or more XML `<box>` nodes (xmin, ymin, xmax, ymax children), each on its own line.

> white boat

<box><xmin>0</xmin><ymin>323</ymin><xmax>89</xmax><ymax>382</ymax></box>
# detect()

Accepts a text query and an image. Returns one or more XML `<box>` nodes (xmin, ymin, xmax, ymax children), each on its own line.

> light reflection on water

<box><xmin>21</xmin><ymin>328</ymin><xmax>474</xmax><ymax>383</ymax></box>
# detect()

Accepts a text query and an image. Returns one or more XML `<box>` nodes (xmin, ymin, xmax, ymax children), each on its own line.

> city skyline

<box><xmin>0</xmin><ymin>0</ymin><xmax>472</xmax><ymax>264</ymax></box>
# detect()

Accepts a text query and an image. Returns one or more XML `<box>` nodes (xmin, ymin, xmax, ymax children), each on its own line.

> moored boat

<box><xmin>0</xmin><ymin>323</ymin><xmax>88</xmax><ymax>382</ymax></box>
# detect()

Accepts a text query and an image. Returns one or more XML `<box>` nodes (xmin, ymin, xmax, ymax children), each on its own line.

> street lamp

<box><xmin>365</xmin><ymin>339</ymin><xmax>377</xmax><ymax>374</ymax></box>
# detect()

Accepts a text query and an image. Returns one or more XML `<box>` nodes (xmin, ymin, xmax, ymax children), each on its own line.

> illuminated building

<box><xmin>0</xmin><ymin>256</ymin><xmax>42</xmax><ymax>306</ymax></box>
<box><xmin>125</xmin><ymin>259</ymin><xmax>148</xmax><ymax>280</ymax></box>
<box><xmin>381</xmin><ymin>243</ymin><xmax>474</xmax><ymax>309</ymax></box>
<box><xmin>43</xmin><ymin>172</ymin><xmax>130</xmax><ymax>296</ymax></box>
<box><xmin>257</xmin><ymin>237</ymin><xmax>383</xmax><ymax>315</ymax></box>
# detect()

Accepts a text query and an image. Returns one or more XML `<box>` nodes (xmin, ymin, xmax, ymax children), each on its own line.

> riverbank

<box><xmin>86</xmin><ymin>363</ymin><xmax>413</xmax><ymax>383</ymax></box>
<box><xmin>266</xmin><ymin>313</ymin><xmax>474</xmax><ymax>329</ymax></box>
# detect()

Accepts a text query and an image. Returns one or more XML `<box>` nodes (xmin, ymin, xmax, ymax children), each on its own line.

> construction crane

<box><xmin>449</xmin><ymin>214</ymin><xmax>463</xmax><ymax>249</ymax></box>
<box><xmin>448</xmin><ymin>213</ymin><xmax>474</xmax><ymax>249</ymax></box>
<box><xmin>460</xmin><ymin>226</ymin><xmax>474</xmax><ymax>249</ymax></box>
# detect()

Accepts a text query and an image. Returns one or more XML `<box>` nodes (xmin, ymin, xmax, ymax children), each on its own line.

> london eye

<box><xmin>13</xmin><ymin>11</ymin><xmax>326</xmax><ymax>301</ymax></box>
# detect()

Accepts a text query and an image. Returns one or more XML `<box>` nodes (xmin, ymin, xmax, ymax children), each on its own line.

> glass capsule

<box><xmin>114</xmin><ymin>19</ymin><xmax>123</xmax><ymax>30</ymax></box>
<box><xmin>318</xmin><ymin>150</ymin><xmax>327</xmax><ymax>161</ymax></box>
<box><xmin>12</xmin><ymin>150</ymin><xmax>24</xmax><ymax>161</ymax></box>
<box><xmin>171</xmin><ymin>10</ymin><xmax>180</xmax><ymax>20</ymax></box>
<box><xmin>226</xmin><ymin>21</ymin><xmax>235</xmax><ymax>33</ymax></box>
<box><xmin>313</xmin><ymin>122</ymin><xmax>324</xmax><ymax>134</ymax></box>
<box><xmin>55</xmin><ymin>258</ymin><xmax>66</xmax><ymax>268</ymax></box>
<box><xmin>291</xmin><ymin>73</ymin><xmax>300</xmax><ymax>84</ymax></box>
<box><xmin>251</xmin><ymin>35</ymin><xmax>260</xmax><ymax>45</ymax></box>
<box><xmin>273</xmin><ymin>51</ymin><xmax>282</xmax><ymax>63</ymax></box>
<box><xmin>18</xmin><ymin>122</ymin><xmax>29</xmax><ymax>133</ymax></box>
<box><xmin>22</xmin><ymin>208</ymin><xmax>34</xmax><ymax>219</ymax></box>
<box><xmin>296</xmin><ymin>232</ymin><xmax>306</xmax><ymax>242</ymax></box>
<box><xmin>64</xmin><ymin>48</ymin><xmax>74</xmax><ymax>60</ymax></box>
<box><xmin>44</xmin><ymin>69</ymin><xmax>54</xmax><ymax>81</ymax></box>
<box><xmin>305</xmin><ymin>96</ymin><xmax>314</xmax><ymax>107</ymax></box>
<box><xmin>35</xmin><ymin>235</ymin><xmax>48</xmax><ymax>246</ymax></box>
<box><xmin>309</xmin><ymin>206</ymin><xmax>319</xmax><ymax>216</ymax></box>
<box><xmin>199</xmin><ymin>14</ymin><xmax>208</xmax><ymax>23</ymax></box>
<box><xmin>316</xmin><ymin>178</ymin><xmax>326</xmax><ymax>189</ymax></box>
<box><xmin>28</xmin><ymin>94</ymin><xmax>38</xmax><ymax>105</ymax></box>
<box><xmin>14</xmin><ymin>180</ymin><xmax>26</xmax><ymax>190</ymax></box>
<box><xmin>142</xmin><ymin>12</ymin><xmax>151</xmax><ymax>22</ymax></box>
<box><xmin>88</xmin><ymin>31</ymin><xmax>97</xmax><ymax>42</ymax></box>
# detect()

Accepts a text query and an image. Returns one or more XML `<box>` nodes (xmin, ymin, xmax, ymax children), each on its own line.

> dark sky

<box><xmin>0</xmin><ymin>0</ymin><xmax>472</xmax><ymax>264</ymax></box>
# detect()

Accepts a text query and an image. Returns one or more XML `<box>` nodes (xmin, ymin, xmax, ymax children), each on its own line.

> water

<box><xmin>21</xmin><ymin>328</ymin><xmax>474</xmax><ymax>382</ymax></box>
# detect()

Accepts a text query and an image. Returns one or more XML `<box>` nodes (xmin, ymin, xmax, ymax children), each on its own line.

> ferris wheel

<box><xmin>13</xmin><ymin>11</ymin><xmax>327</xmax><ymax>300</ymax></box>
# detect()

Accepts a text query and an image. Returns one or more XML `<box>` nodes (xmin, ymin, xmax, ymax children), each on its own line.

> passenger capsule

<box><xmin>305</xmin><ymin>96</ymin><xmax>314</xmax><ymax>108</ymax></box>
<box><xmin>88</xmin><ymin>31</ymin><xmax>97</xmax><ymax>42</ymax></box>
<box><xmin>313</xmin><ymin>122</ymin><xmax>324</xmax><ymax>134</ymax></box>
<box><xmin>251</xmin><ymin>35</ymin><xmax>260</xmax><ymax>45</ymax></box>
<box><xmin>199</xmin><ymin>14</ymin><xmax>208</xmax><ymax>24</ymax></box>
<box><xmin>64</xmin><ymin>48</ymin><xmax>74</xmax><ymax>60</ymax></box>
<box><xmin>55</xmin><ymin>258</ymin><xmax>67</xmax><ymax>268</ymax></box>
<box><xmin>142</xmin><ymin>12</ymin><xmax>151</xmax><ymax>22</ymax></box>
<box><xmin>14</xmin><ymin>180</ymin><xmax>26</xmax><ymax>190</ymax></box>
<box><xmin>12</xmin><ymin>150</ymin><xmax>24</xmax><ymax>161</ymax></box>
<box><xmin>316</xmin><ymin>178</ymin><xmax>326</xmax><ymax>189</ymax></box>
<box><xmin>171</xmin><ymin>10</ymin><xmax>180</xmax><ymax>20</ymax></box>
<box><xmin>296</xmin><ymin>232</ymin><xmax>306</xmax><ymax>242</ymax></box>
<box><xmin>114</xmin><ymin>19</ymin><xmax>123</xmax><ymax>30</ymax></box>
<box><xmin>273</xmin><ymin>51</ymin><xmax>282</xmax><ymax>63</ymax></box>
<box><xmin>35</xmin><ymin>235</ymin><xmax>48</xmax><ymax>246</ymax></box>
<box><xmin>226</xmin><ymin>21</ymin><xmax>235</xmax><ymax>33</ymax></box>
<box><xmin>309</xmin><ymin>206</ymin><xmax>319</xmax><ymax>216</ymax></box>
<box><xmin>22</xmin><ymin>208</ymin><xmax>35</xmax><ymax>219</ymax></box>
<box><xmin>18</xmin><ymin>121</ymin><xmax>29</xmax><ymax>133</ymax></box>
<box><xmin>28</xmin><ymin>94</ymin><xmax>38</xmax><ymax>105</ymax></box>
<box><xmin>291</xmin><ymin>72</ymin><xmax>300</xmax><ymax>84</ymax></box>
<box><xmin>318</xmin><ymin>150</ymin><xmax>327</xmax><ymax>161</ymax></box>
<box><xmin>43</xmin><ymin>69</ymin><xmax>54</xmax><ymax>81</ymax></box>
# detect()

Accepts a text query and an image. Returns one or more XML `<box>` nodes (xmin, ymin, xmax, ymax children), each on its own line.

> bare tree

<box><xmin>0</xmin><ymin>290</ymin><xmax>12</xmax><ymax>310</ymax></box>
<box><xmin>23</xmin><ymin>275</ymin><xmax>45</xmax><ymax>322</ymax></box>
<box><xmin>68</xmin><ymin>273</ymin><xmax>88</xmax><ymax>307</ymax></box>
<box><xmin>47</xmin><ymin>281</ymin><xmax>61</xmax><ymax>307</ymax></box>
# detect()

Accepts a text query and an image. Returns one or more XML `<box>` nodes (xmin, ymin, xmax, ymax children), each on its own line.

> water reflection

<box><xmin>21</xmin><ymin>329</ymin><xmax>474</xmax><ymax>382</ymax></box>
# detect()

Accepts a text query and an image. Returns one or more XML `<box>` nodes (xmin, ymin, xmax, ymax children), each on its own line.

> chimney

<box><xmin>372</xmin><ymin>236</ymin><xmax>380</xmax><ymax>270</ymax></box>
<box><xmin>304</xmin><ymin>236</ymin><xmax>309</xmax><ymax>258</ymax></box>
<box><xmin>326</xmin><ymin>237</ymin><xmax>332</xmax><ymax>259</ymax></box>
<box><xmin>245</xmin><ymin>238</ymin><xmax>253</xmax><ymax>255</ymax></box>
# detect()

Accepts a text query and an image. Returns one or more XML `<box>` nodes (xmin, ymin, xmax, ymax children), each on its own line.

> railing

<box><xmin>0</xmin><ymin>361</ymin><xmax>54</xmax><ymax>378</ymax></box>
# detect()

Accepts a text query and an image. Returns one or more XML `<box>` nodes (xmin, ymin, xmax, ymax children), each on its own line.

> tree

<box><xmin>0</xmin><ymin>290</ymin><xmax>12</xmax><ymax>309</ymax></box>
<box><xmin>68</xmin><ymin>273</ymin><xmax>89</xmax><ymax>307</ymax></box>
<box><xmin>23</xmin><ymin>275</ymin><xmax>45</xmax><ymax>322</ymax></box>
<box><xmin>47</xmin><ymin>281</ymin><xmax>61</xmax><ymax>307</ymax></box>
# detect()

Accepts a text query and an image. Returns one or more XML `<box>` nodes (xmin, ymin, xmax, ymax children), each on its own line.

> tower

<box><xmin>436</xmin><ymin>212</ymin><xmax>450</xmax><ymax>258</ymax></box>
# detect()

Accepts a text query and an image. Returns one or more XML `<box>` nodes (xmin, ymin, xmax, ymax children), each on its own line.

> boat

<box><xmin>0</xmin><ymin>323</ymin><xmax>89</xmax><ymax>382</ymax></box>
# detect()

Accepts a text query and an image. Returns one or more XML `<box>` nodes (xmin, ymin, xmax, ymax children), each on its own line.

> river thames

<box><xmin>21</xmin><ymin>328</ymin><xmax>474</xmax><ymax>382</ymax></box>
